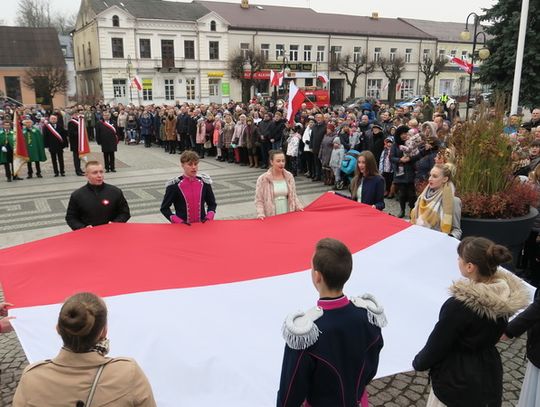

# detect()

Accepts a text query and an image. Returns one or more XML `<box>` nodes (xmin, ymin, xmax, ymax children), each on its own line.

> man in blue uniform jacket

<box><xmin>277</xmin><ymin>238</ymin><xmax>386</xmax><ymax>407</ymax></box>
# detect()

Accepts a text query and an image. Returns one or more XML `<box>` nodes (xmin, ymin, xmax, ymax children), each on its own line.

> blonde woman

<box><xmin>410</xmin><ymin>164</ymin><xmax>461</xmax><ymax>239</ymax></box>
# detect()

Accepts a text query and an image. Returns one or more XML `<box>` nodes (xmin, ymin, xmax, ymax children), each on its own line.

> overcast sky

<box><xmin>2</xmin><ymin>0</ymin><xmax>497</xmax><ymax>25</ymax></box>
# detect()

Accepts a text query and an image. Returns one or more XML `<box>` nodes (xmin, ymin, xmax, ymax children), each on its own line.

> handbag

<box><xmin>76</xmin><ymin>364</ymin><xmax>106</xmax><ymax>407</ymax></box>
<box><xmin>204</xmin><ymin>140</ymin><xmax>212</xmax><ymax>149</ymax></box>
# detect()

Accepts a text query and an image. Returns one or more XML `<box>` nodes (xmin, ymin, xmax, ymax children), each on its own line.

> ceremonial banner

<box><xmin>447</xmin><ymin>55</ymin><xmax>473</xmax><ymax>74</ymax></box>
<box><xmin>12</xmin><ymin>111</ymin><xmax>28</xmax><ymax>176</ymax></box>
<box><xmin>78</xmin><ymin>116</ymin><xmax>90</xmax><ymax>160</ymax></box>
<box><xmin>0</xmin><ymin>193</ymin><xmax>463</xmax><ymax>407</ymax></box>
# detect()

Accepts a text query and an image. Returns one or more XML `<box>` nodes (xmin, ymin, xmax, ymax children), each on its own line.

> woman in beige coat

<box><xmin>164</xmin><ymin>108</ymin><xmax>177</xmax><ymax>154</ymax></box>
<box><xmin>13</xmin><ymin>292</ymin><xmax>156</xmax><ymax>407</ymax></box>
<box><xmin>255</xmin><ymin>150</ymin><xmax>303</xmax><ymax>219</ymax></box>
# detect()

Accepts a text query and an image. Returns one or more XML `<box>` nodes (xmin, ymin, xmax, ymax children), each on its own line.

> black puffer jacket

<box><xmin>413</xmin><ymin>271</ymin><xmax>529</xmax><ymax>407</ymax></box>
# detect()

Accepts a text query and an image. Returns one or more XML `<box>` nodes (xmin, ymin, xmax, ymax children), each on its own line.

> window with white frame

<box><xmin>317</xmin><ymin>45</ymin><xmax>325</xmax><ymax>62</ymax></box>
<box><xmin>240</xmin><ymin>43</ymin><xmax>250</xmax><ymax>60</ymax></box>
<box><xmin>390</xmin><ymin>48</ymin><xmax>397</xmax><ymax>62</ymax></box>
<box><xmin>209</xmin><ymin>79</ymin><xmax>220</xmax><ymax>97</ymax></box>
<box><xmin>367</xmin><ymin>79</ymin><xmax>382</xmax><ymax>99</ymax></box>
<box><xmin>438</xmin><ymin>49</ymin><xmax>446</xmax><ymax>60</ymax></box>
<box><xmin>405</xmin><ymin>48</ymin><xmax>413</xmax><ymax>63</ymax></box>
<box><xmin>400</xmin><ymin>79</ymin><xmax>415</xmax><ymax>99</ymax></box>
<box><xmin>304</xmin><ymin>45</ymin><xmax>312</xmax><ymax>62</ymax></box>
<box><xmin>330</xmin><ymin>45</ymin><xmax>342</xmax><ymax>64</ymax></box>
<box><xmin>289</xmin><ymin>45</ymin><xmax>299</xmax><ymax>61</ymax></box>
<box><xmin>164</xmin><ymin>78</ymin><xmax>175</xmax><ymax>100</ymax></box>
<box><xmin>186</xmin><ymin>78</ymin><xmax>195</xmax><ymax>100</ymax></box>
<box><xmin>113</xmin><ymin>79</ymin><xmax>126</xmax><ymax>98</ymax></box>
<box><xmin>450</xmin><ymin>49</ymin><xmax>457</xmax><ymax>58</ymax></box>
<box><xmin>353</xmin><ymin>46</ymin><xmax>362</xmax><ymax>63</ymax></box>
<box><xmin>142</xmin><ymin>79</ymin><xmax>152</xmax><ymax>101</ymax></box>
<box><xmin>276</xmin><ymin>44</ymin><xmax>284</xmax><ymax>59</ymax></box>
<box><xmin>209</xmin><ymin>41</ymin><xmax>219</xmax><ymax>60</ymax></box>
<box><xmin>373</xmin><ymin>47</ymin><xmax>381</xmax><ymax>62</ymax></box>
<box><xmin>423</xmin><ymin>49</ymin><xmax>430</xmax><ymax>62</ymax></box>
<box><xmin>261</xmin><ymin>43</ymin><xmax>269</xmax><ymax>59</ymax></box>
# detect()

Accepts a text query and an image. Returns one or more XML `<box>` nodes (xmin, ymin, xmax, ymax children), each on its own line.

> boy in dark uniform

<box><xmin>277</xmin><ymin>238</ymin><xmax>386</xmax><ymax>407</ymax></box>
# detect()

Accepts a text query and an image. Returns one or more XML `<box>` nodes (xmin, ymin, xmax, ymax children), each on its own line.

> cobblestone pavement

<box><xmin>0</xmin><ymin>142</ymin><xmax>528</xmax><ymax>406</ymax></box>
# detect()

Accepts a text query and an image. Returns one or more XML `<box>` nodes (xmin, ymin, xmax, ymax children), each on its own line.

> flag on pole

<box><xmin>383</xmin><ymin>81</ymin><xmax>389</xmax><ymax>91</ymax></box>
<box><xmin>132</xmin><ymin>75</ymin><xmax>143</xmax><ymax>92</ymax></box>
<box><xmin>317</xmin><ymin>72</ymin><xmax>329</xmax><ymax>84</ymax></box>
<box><xmin>396</xmin><ymin>81</ymin><xmax>404</xmax><ymax>93</ymax></box>
<box><xmin>12</xmin><ymin>111</ymin><xmax>28</xmax><ymax>177</ymax></box>
<box><xmin>447</xmin><ymin>55</ymin><xmax>473</xmax><ymax>74</ymax></box>
<box><xmin>78</xmin><ymin>116</ymin><xmax>90</xmax><ymax>161</ymax></box>
<box><xmin>286</xmin><ymin>80</ymin><xmax>305</xmax><ymax>124</ymax></box>
<box><xmin>270</xmin><ymin>69</ymin><xmax>284</xmax><ymax>87</ymax></box>
<box><xmin>0</xmin><ymin>193</ymin><xmax>471</xmax><ymax>407</ymax></box>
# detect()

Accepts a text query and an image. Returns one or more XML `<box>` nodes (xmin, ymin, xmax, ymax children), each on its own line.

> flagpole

<box><xmin>510</xmin><ymin>0</ymin><xmax>529</xmax><ymax>115</ymax></box>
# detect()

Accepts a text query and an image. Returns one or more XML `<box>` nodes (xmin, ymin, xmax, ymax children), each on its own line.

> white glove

<box><xmin>1</xmin><ymin>146</ymin><xmax>7</xmax><ymax>153</ymax></box>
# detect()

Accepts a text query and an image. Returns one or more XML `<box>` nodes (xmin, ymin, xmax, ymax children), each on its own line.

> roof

<box><xmin>198</xmin><ymin>1</ymin><xmax>435</xmax><ymax>39</ymax></box>
<box><xmin>0</xmin><ymin>26</ymin><xmax>65</xmax><ymax>67</ymax></box>
<box><xmin>399</xmin><ymin>18</ymin><xmax>473</xmax><ymax>43</ymax></box>
<box><xmin>89</xmin><ymin>0</ymin><xmax>209</xmax><ymax>21</ymax></box>
<box><xmin>58</xmin><ymin>35</ymin><xmax>74</xmax><ymax>59</ymax></box>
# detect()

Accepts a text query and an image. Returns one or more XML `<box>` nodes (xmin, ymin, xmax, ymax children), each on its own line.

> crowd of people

<box><xmin>3</xmin><ymin>97</ymin><xmax>540</xmax><ymax>406</ymax></box>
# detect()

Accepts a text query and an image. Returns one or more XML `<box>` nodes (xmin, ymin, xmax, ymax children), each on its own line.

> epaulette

<box><xmin>165</xmin><ymin>176</ymin><xmax>181</xmax><ymax>187</ymax></box>
<box><xmin>351</xmin><ymin>294</ymin><xmax>388</xmax><ymax>328</ymax></box>
<box><xmin>199</xmin><ymin>173</ymin><xmax>213</xmax><ymax>185</ymax></box>
<box><xmin>282</xmin><ymin>306</ymin><xmax>323</xmax><ymax>350</ymax></box>
<box><xmin>24</xmin><ymin>359</ymin><xmax>52</xmax><ymax>372</ymax></box>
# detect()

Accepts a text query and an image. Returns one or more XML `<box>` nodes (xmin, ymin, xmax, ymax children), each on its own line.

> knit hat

<box><xmin>384</xmin><ymin>136</ymin><xmax>394</xmax><ymax>143</ymax></box>
<box><xmin>395</xmin><ymin>125</ymin><xmax>411</xmax><ymax>138</ymax></box>
<box><xmin>333</xmin><ymin>137</ymin><xmax>341</xmax><ymax>144</ymax></box>
<box><xmin>372</xmin><ymin>123</ymin><xmax>383</xmax><ymax>131</ymax></box>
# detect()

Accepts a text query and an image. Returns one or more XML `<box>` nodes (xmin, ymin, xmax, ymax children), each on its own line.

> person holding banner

<box><xmin>96</xmin><ymin>111</ymin><xmax>119</xmax><ymax>172</ymax></box>
<box><xmin>68</xmin><ymin>110</ymin><xmax>85</xmax><ymax>176</ymax></box>
<box><xmin>12</xmin><ymin>292</ymin><xmax>156</xmax><ymax>407</ymax></box>
<box><xmin>22</xmin><ymin>119</ymin><xmax>46</xmax><ymax>179</ymax></box>
<box><xmin>65</xmin><ymin>160</ymin><xmax>130</xmax><ymax>230</ymax></box>
<box><xmin>43</xmin><ymin>114</ymin><xmax>68</xmax><ymax>177</ymax></box>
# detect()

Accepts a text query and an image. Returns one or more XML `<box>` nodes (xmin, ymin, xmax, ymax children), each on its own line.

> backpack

<box><xmin>341</xmin><ymin>149</ymin><xmax>360</xmax><ymax>175</ymax></box>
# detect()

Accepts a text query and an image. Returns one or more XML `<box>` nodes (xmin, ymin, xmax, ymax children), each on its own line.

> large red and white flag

<box><xmin>0</xmin><ymin>193</ymin><xmax>466</xmax><ymax>407</ymax></box>
<box><xmin>286</xmin><ymin>80</ymin><xmax>305</xmax><ymax>124</ymax></box>
<box><xmin>447</xmin><ymin>55</ymin><xmax>473</xmax><ymax>74</ymax></box>
<box><xmin>270</xmin><ymin>69</ymin><xmax>284</xmax><ymax>87</ymax></box>
<box><xmin>78</xmin><ymin>116</ymin><xmax>91</xmax><ymax>160</ymax></box>
<box><xmin>12</xmin><ymin>111</ymin><xmax>28</xmax><ymax>176</ymax></box>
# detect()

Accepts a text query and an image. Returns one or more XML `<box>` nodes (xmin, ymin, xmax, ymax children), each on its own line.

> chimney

<box><xmin>240</xmin><ymin>0</ymin><xmax>249</xmax><ymax>9</ymax></box>
<box><xmin>371</xmin><ymin>12</ymin><xmax>379</xmax><ymax>20</ymax></box>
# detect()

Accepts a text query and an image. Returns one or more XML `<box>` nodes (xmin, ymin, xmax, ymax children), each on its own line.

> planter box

<box><xmin>461</xmin><ymin>208</ymin><xmax>538</xmax><ymax>271</ymax></box>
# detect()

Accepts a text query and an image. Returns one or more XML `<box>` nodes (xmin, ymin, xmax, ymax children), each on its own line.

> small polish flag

<box><xmin>286</xmin><ymin>80</ymin><xmax>306</xmax><ymax>124</ymax></box>
<box><xmin>270</xmin><ymin>69</ymin><xmax>284</xmax><ymax>87</ymax></box>
<box><xmin>396</xmin><ymin>81</ymin><xmax>404</xmax><ymax>92</ymax></box>
<box><xmin>317</xmin><ymin>72</ymin><xmax>329</xmax><ymax>84</ymax></box>
<box><xmin>0</xmin><ymin>194</ymin><xmax>483</xmax><ymax>407</ymax></box>
<box><xmin>132</xmin><ymin>75</ymin><xmax>143</xmax><ymax>91</ymax></box>
<box><xmin>447</xmin><ymin>55</ymin><xmax>473</xmax><ymax>74</ymax></box>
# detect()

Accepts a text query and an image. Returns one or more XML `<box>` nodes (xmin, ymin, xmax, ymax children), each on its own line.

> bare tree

<box><xmin>16</xmin><ymin>0</ymin><xmax>51</xmax><ymax>28</ymax></box>
<box><xmin>16</xmin><ymin>0</ymin><xmax>75</xmax><ymax>34</ymax></box>
<box><xmin>229</xmin><ymin>50</ymin><xmax>267</xmax><ymax>102</ymax></box>
<box><xmin>419</xmin><ymin>56</ymin><xmax>448</xmax><ymax>96</ymax></box>
<box><xmin>332</xmin><ymin>54</ymin><xmax>376</xmax><ymax>99</ymax></box>
<box><xmin>378</xmin><ymin>56</ymin><xmax>406</xmax><ymax>106</ymax></box>
<box><xmin>23</xmin><ymin>63</ymin><xmax>68</xmax><ymax>109</ymax></box>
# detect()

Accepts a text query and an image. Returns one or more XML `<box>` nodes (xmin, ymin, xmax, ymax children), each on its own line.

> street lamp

<box><xmin>461</xmin><ymin>12</ymin><xmax>490</xmax><ymax>120</ymax></box>
<box><xmin>126</xmin><ymin>55</ymin><xmax>133</xmax><ymax>103</ymax></box>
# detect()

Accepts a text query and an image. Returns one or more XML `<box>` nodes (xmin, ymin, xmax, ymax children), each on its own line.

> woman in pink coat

<box><xmin>255</xmin><ymin>150</ymin><xmax>303</xmax><ymax>219</ymax></box>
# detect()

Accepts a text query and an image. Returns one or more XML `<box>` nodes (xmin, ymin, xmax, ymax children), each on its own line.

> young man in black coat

<box><xmin>43</xmin><ymin>114</ymin><xmax>68</xmax><ymax>176</ymax></box>
<box><xmin>65</xmin><ymin>161</ymin><xmax>130</xmax><ymax>230</ymax></box>
<box><xmin>277</xmin><ymin>238</ymin><xmax>385</xmax><ymax>407</ymax></box>
<box><xmin>309</xmin><ymin>114</ymin><xmax>327</xmax><ymax>181</ymax></box>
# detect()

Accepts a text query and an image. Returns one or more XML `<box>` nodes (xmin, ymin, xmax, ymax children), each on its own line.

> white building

<box><xmin>74</xmin><ymin>0</ymin><xmax>477</xmax><ymax>105</ymax></box>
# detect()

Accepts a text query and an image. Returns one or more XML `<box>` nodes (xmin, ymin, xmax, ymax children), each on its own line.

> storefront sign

<box><xmin>208</xmin><ymin>71</ymin><xmax>225</xmax><ymax>77</ymax></box>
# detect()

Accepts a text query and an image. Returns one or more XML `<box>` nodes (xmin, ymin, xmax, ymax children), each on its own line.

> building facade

<box><xmin>74</xmin><ymin>0</ymin><xmax>480</xmax><ymax>105</ymax></box>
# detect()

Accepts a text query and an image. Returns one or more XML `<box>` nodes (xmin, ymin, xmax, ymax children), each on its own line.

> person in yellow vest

<box><xmin>22</xmin><ymin>119</ymin><xmax>47</xmax><ymax>178</ymax></box>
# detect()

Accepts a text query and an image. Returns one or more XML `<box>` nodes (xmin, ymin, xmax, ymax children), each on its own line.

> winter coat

<box><xmin>329</xmin><ymin>146</ymin><xmax>345</xmax><ymax>169</ymax></box>
<box><xmin>232</xmin><ymin>122</ymin><xmax>247</xmax><ymax>147</ymax></box>
<box><xmin>213</xmin><ymin>119</ymin><xmax>222</xmax><ymax>146</ymax></box>
<box><xmin>506</xmin><ymin>288</ymin><xmax>540</xmax><ymax>368</ymax></box>
<box><xmin>310</xmin><ymin>122</ymin><xmax>326</xmax><ymax>155</ymax></box>
<box><xmin>196</xmin><ymin>121</ymin><xmax>206</xmax><ymax>144</ymax></box>
<box><xmin>24</xmin><ymin>127</ymin><xmax>47</xmax><ymax>162</ymax></box>
<box><xmin>390</xmin><ymin>141</ymin><xmax>417</xmax><ymax>184</ymax></box>
<box><xmin>139</xmin><ymin>115</ymin><xmax>153</xmax><ymax>136</ymax></box>
<box><xmin>302</xmin><ymin>126</ymin><xmax>313</xmax><ymax>153</ymax></box>
<box><xmin>254</xmin><ymin>170</ymin><xmax>303</xmax><ymax>218</ymax></box>
<box><xmin>222</xmin><ymin>122</ymin><xmax>235</xmax><ymax>148</ymax></box>
<box><xmin>318</xmin><ymin>134</ymin><xmax>335</xmax><ymax>167</ymax></box>
<box><xmin>413</xmin><ymin>271</ymin><xmax>529</xmax><ymax>407</ymax></box>
<box><xmin>164</xmin><ymin>116</ymin><xmax>177</xmax><ymax>141</ymax></box>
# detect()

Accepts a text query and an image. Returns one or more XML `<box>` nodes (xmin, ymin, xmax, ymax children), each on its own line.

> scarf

<box><xmin>410</xmin><ymin>183</ymin><xmax>454</xmax><ymax>234</ymax></box>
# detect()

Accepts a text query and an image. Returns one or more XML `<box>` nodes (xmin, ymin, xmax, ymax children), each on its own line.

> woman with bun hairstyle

<box><xmin>13</xmin><ymin>292</ymin><xmax>156</xmax><ymax>407</ymax></box>
<box><xmin>410</xmin><ymin>163</ymin><xmax>462</xmax><ymax>239</ymax></box>
<box><xmin>413</xmin><ymin>237</ymin><xmax>529</xmax><ymax>407</ymax></box>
